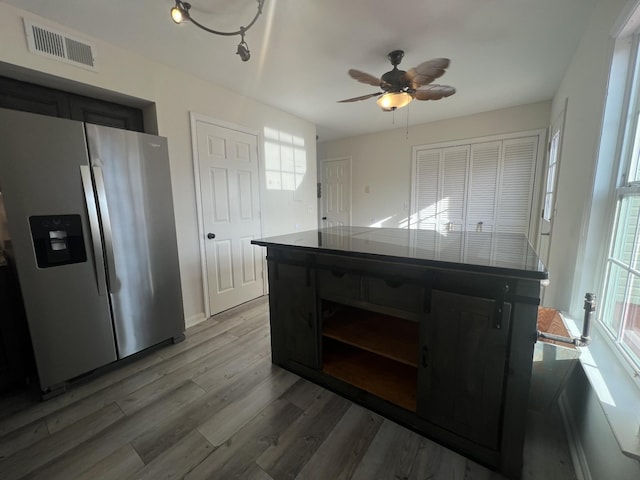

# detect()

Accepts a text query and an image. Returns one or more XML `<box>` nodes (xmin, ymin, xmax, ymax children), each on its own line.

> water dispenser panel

<box><xmin>29</xmin><ymin>215</ymin><xmax>87</xmax><ymax>268</ymax></box>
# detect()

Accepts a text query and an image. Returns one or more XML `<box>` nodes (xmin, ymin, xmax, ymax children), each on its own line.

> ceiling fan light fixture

<box><xmin>376</xmin><ymin>92</ymin><xmax>412</xmax><ymax>111</ymax></box>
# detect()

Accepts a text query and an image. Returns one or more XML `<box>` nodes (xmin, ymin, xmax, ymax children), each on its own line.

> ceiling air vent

<box><xmin>23</xmin><ymin>19</ymin><xmax>98</xmax><ymax>71</ymax></box>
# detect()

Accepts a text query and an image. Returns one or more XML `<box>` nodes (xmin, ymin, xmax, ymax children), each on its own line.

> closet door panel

<box><xmin>467</xmin><ymin>141</ymin><xmax>501</xmax><ymax>233</ymax></box>
<box><xmin>439</xmin><ymin>146</ymin><xmax>470</xmax><ymax>233</ymax></box>
<box><xmin>414</xmin><ymin>149</ymin><xmax>441</xmax><ymax>231</ymax></box>
<box><xmin>496</xmin><ymin>137</ymin><xmax>538</xmax><ymax>235</ymax></box>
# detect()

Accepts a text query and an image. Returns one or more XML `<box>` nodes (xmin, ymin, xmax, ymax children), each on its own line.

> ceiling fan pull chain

<box><xmin>406</xmin><ymin>103</ymin><xmax>410</xmax><ymax>140</ymax></box>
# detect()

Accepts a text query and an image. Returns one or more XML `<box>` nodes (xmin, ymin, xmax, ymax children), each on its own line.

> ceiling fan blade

<box><xmin>413</xmin><ymin>85</ymin><xmax>456</xmax><ymax>101</ymax></box>
<box><xmin>404</xmin><ymin>58</ymin><xmax>450</xmax><ymax>87</ymax></box>
<box><xmin>338</xmin><ymin>92</ymin><xmax>383</xmax><ymax>103</ymax></box>
<box><xmin>348</xmin><ymin>69</ymin><xmax>384</xmax><ymax>87</ymax></box>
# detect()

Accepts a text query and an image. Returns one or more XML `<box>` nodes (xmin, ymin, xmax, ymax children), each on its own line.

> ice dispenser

<box><xmin>29</xmin><ymin>215</ymin><xmax>87</xmax><ymax>268</ymax></box>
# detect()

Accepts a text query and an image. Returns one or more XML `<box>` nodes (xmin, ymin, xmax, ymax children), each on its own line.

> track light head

<box><xmin>170</xmin><ymin>0</ymin><xmax>265</xmax><ymax>62</ymax></box>
<box><xmin>237</xmin><ymin>41</ymin><xmax>251</xmax><ymax>62</ymax></box>
<box><xmin>170</xmin><ymin>1</ymin><xmax>190</xmax><ymax>24</ymax></box>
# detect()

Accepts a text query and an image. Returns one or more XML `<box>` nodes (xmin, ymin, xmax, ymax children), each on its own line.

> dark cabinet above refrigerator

<box><xmin>0</xmin><ymin>75</ymin><xmax>144</xmax><ymax>132</ymax></box>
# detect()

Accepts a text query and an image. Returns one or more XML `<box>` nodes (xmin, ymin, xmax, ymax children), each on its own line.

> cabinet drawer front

<box><xmin>317</xmin><ymin>269</ymin><xmax>361</xmax><ymax>300</ymax></box>
<box><xmin>365</xmin><ymin>277</ymin><xmax>424</xmax><ymax>314</ymax></box>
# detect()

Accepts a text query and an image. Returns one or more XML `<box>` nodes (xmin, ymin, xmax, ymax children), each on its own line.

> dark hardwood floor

<box><xmin>0</xmin><ymin>296</ymin><xmax>577</xmax><ymax>479</ymax></box>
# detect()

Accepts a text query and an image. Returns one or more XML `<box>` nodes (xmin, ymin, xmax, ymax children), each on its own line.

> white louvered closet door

<box><xmin>413</xmin><ymin>145</ymin><xmax>469</xmax><ymax>259</ymax></box>
<box><xmin>496</xmin><ymin>137</ymin><xmax>538</xmax><ymax>234</ymax></box>
<box><xmin>465</xmin><ymin>141</ymin><xmax>501</xmax><ymax>262</ymax></box>
<box><xmin>415</xmin><ymin>148</ymin><xmax>441</xmax><ymax>233</ymax></box>
<box><xmin>467</xmin><ymin>141</ymin><xmax>501</xmax><ymax>233</ymax></box>
<box><xmin>438</xmin><ymin>146</ymin><xmax>469</xmax><ymax>261</ymax></box>
<box><xmin>412</xmin><ymin>132</ymin><xmax>541</xmax><ymax>262</ymax></box>
<box><xmin>439</xmin><ymin>146</ymin><xmax>469</xmax><ymax>233</ymax></box>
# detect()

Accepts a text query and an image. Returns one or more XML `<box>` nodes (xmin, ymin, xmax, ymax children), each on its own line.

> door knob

<box><xmin>322</xmin><ymin>216</ymin><xmax>327</xmax><ymax>220</ymax></box>
<box><xmin>207</xmin><ymin>233</ymin><xmax>216</xmax><ymax>239</ymax></box>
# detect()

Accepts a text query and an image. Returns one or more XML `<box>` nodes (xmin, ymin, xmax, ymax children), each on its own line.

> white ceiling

<box><xmin>3</xmin><ymin>0</ymin><xmax>597</xmax><ymax>142</ymax></box>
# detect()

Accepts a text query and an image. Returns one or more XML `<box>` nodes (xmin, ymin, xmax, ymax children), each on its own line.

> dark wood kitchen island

<box><xmin>252</xmin><ymin>227</ymin><xmax>548</xmax><ymax>479</ymax></box>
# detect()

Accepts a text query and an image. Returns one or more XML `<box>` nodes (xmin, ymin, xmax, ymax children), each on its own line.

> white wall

<box><xmin>0</xmin><ymin>3</ymin><xmax>318</xmax><ymax>325</ymax></box>
<box><xmin>317</xmin><ymin>101</ymin><xmax>551</xmax><ymax>229</ymax></box>
<box><xmin>546</xmin><ymin>0</ymin><xmax>628</xmax><ymax>315</ymax></box>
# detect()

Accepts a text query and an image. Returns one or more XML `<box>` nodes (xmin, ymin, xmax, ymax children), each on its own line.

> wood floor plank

<box><xmin>522</xmin><ymin>409</ymin><xmax>577</xmax><ymax>480</ymax></box>
<box><xmin>197</xmin><ymin>366</ymin><xmax>299</xmax><ymax>446</ymax></box>
<box><xmin>74</xmin><ymin>444</ymin><xmax>144</xmax><ymax>480</ymax></box>
<box><xmin>185</xmin><ymin>398</ymin><xmax>302</xmax><ymax>480</ymax></box>
<box><xmin>127</xmin><ymin>430</ymin><xmax>214</xmax><ymax>480</ymax></box>
<box><xmin>44</xmin><ymin>332</ymin><xmax>236</xmax><ymax>432</ymax></box>
<box><xmin>0</xmin><ymin>351</ymin><xmax>165</xmax><ymax>437</ymax></box>
<box><xmin>152</xmin><ymin>322</ymin><xmax>233</xmax><ymax>361</ymax></box>
<box><xmin>115</xmin><ymin>331</ymin><xmax>253</xmax><ymax>415</ymax></box>
<box><xmin>130</xmin><ymin>355</ymin><xmax>276</xmax><ymax>464</ymax></box>
<box><xmin>174</xmin><ymin>296</ymin><xmax>269</xmax><ymax>342</ymax></box>
<box><xmin>0</xmin><ymin>389</ymin><xmax>37</xmax><ymax>422</ymax></box>
<box><xmin>410</xmin><ymin>435</ymin><xmax>488</xmax><ymax>480</ymax></box>
<box><xmin>278</xmin><ymin>379</ymin><xmax>327</xmax><ymax>410</ymax></box>
<box><xmin>0</xmin><ymin>418</ymin><xmax>48</xmax><ymax>461</ymax></box>
<box><xmin>351</xmin><ymin>419</ymin><xmax>470</xmax><ymax>480</ymax></box>
<box><xmin>0</xmin><ymin>402</ymin><xmax>124</xmax><ymax>480</ymax></box>
<box><xmin>224</xmin><ymin>310</ymin><xmax>270</xmax><ymax>338</ymax></box>
<box><xmin>241</xmin><ymin>463</ymin><xmax>276</xmax><ymax>480</ymax></box>
<box><xmin>257</xmin><ymin>386</ymin><xmax>351</xmax><ymax>479</ymax></box>
<box><xmin>24</xmin><ymin>380</ymin><xmax>206</xmax><ymax>480</ymax></box>
<box><xmin>294</xmin><ymin>403</ymin><xmax>384</xmax><ymax>480</ymax></box>
<box><xmin>191</xmin><ymin>332</ymin><xmax>269</xmax><ymax>391</ymax></box>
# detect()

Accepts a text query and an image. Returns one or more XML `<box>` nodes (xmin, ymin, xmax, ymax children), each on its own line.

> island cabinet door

<box><xmin>417</xmin><ymin>289</ymin><xmax>511</xmax><ymax>450</ymax></box>
<box><xmin>268</xmin><ymin>260</ymin><xmax>320</xmax><ymax>369</ymax></box>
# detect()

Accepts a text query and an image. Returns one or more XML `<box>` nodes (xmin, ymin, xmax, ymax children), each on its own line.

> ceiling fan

<box><xmin>338</xmin><ymin>50</ymin><xmax>456</xmax><ymax>111</ymax></box>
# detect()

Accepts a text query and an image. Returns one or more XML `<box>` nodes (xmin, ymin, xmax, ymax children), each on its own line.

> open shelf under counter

<box><xmin>322</xmin><ymin>338</ymin><xmax>417</xmax><ymax>412</ymax></box>
<box><xmin>322</xmin><ymin>304</ymin><xmax>419</xmax><ymax>367</ymax></box>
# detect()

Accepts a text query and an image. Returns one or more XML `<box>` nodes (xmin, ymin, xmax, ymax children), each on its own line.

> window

<box><xmin>600</xmin><ymin>34</ymin><xmax>640</xmax><ymax>370</ymax></box>
<box><xmin>543</xmin><ymin>130</ymin><xmax>560</xmax><ymax>222</ymax></box>
<box><xmin>263</xmin><ymin>127</ymin><xmax>306</xmax><ymax>192</ymax></box>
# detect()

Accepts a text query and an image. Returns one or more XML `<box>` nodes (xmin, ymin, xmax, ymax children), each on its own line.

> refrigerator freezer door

<box><xmin>0</xmin><ymin>108</ymin><xmax>117</xmax><ymax>391</ymax></box>
<box><xmin>85</xmin><ymin>124</ymin><xmax>184</xmax><ymax>358</ymax></box>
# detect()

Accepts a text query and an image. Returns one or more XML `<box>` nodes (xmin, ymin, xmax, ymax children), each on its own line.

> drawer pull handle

<box><xmin>422</xmin><ymin>345</ymin><xmax>429</xmax><ymax>368</ymax></box>
<box><xmin>384</xmin><ymin>279</ymin><xmax>403</xmax><ymax>288</ymax></box>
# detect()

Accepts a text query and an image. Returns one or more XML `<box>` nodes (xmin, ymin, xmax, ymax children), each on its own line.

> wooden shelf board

<box><xmin>323</xmin><ymin>307</ymin><xmax>419</xmax><ymax>367</ymax></box>
<box><xmin>322</xmin><ymin>340</ymin><xmax>417</xmax><ymax>412</ymax></box>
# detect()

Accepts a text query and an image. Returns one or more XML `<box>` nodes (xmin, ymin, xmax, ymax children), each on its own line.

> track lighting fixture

<box><xmin>170</xmin><ymin>0</ymin><xmax>265</xmax><ymax>62</ymax></box>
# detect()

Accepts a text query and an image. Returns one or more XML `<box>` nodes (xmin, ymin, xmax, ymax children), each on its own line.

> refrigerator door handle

<box><xmin>93</xmin><ymin>166</ymin><xmax>119</xmax><ymax>293</ymax></box>
<box><xmin>80</xmin><ymin>165</ymin><xmax>108</xmax><ymax>296</ymax></box>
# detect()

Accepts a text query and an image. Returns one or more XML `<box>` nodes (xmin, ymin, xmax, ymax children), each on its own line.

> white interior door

<box><xmin>195</xmin><ymin>119</ymin><xmax>264</xmax><ymax>315</ymax></box>
<box><xmin>320</xmin><ymin>157</ymin><xmax>351</xmax><ymax>227</ymax></box>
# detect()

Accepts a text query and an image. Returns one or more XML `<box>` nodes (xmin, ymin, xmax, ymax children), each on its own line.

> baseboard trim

<box><xmin>185</xmin><ymin>312</ymin><xmax>207</xmax><ymax>329</ymax></box>
<box><xmin>559</xmin><ymin>391</ymin><xmax>592</xmax><ymax>480</ymax></box>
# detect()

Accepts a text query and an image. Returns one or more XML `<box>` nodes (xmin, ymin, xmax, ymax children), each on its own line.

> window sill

<box><xmin>562</xmin><ymin>315</ymin><xmax>640</xmax><ymax>461</ymax></box>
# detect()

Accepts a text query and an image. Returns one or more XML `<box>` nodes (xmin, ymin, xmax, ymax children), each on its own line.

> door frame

<box><xmin>537</xmin><ymin>100</ymin><xmax>567</xmax><ymax>264</ymax></box>
<box><xmin>190</xmin><ymin>112</ymin><xmax>265</xmax><ymax>318</ymax></box>
<box><xmin>319</xmin><ymin>156</ymin><xmax>353</xmax><ymax>227</ymax></box>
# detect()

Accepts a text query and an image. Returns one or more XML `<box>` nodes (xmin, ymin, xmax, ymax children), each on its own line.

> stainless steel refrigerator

<box><xmin>0</xmin><ymin>108</ymin><xmax>185</xmax><ymax>396</ymax></box>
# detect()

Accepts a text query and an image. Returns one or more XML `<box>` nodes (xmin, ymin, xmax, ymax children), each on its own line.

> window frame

<box><xmin>599</xmin><ymin>32</ymin><xmax>640</xmax><ymax>376</ymax></box>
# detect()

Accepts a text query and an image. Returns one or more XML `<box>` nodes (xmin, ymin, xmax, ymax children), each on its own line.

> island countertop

<box><xmin>252</xmin><ymin>226</ymin><xmax>547</xmax><ymax>280</ymax></box>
